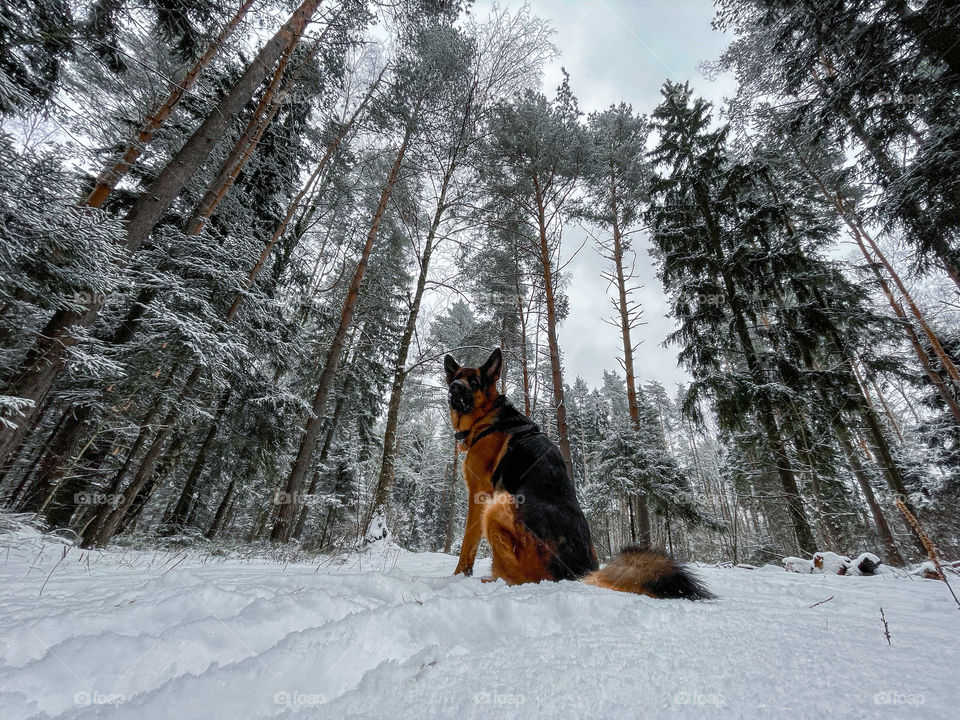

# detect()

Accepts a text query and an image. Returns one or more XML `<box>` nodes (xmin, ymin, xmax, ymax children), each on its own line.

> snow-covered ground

<box><xmin>2</xmin><ymin>526</ymin><xmax>959</xmax><ymax>719</ymax></box>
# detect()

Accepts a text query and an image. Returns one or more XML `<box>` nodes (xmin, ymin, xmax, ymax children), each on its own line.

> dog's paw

<box><xmin>453</xmin><ymin>564</ymin><xmax>473</xmax><ymax>577</ymax></box>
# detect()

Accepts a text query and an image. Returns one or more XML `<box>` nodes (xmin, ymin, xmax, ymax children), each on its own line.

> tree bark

<box><xmin>607</xmin><ymin>164</ymin><xmax>651</xmax><ymax>545</ymax></box>
<box><xmin>224</xmin><ymin>69</ymin><xmax>383</xmax><ymax>321</ymax></box>
<box><xmin>271</xmin><ymin>126</ymin><xmax>411</xmax><ymax>542</ymax></box>
<box><xmin>443</xmin><ymin>443</ymin><xmax>460</xmax><ymax>554</ymax></box>
<box><xmin>82</xmin><ymin>366</ymin><xmax>203</xmax><ymax>547</ymax></box>
<box><xmin>0</xmin><ymin>306</ymin><xmax>99</xmax><ymax>466</ymax></box>
<box><xmin>693</xmin><ymin>177</ymin><xmax>817</xmax><ymax>555</ymax></box>
<box><xmin>123</xmin><ymin>0</ymin><xmax>325</xmax><ymax>252</ymax></box>
<box><xmin>165</xmin><ymin>389</ymin><xmax>232</xmax><ymax>529</ymax></box>
<box><xmin>370</xmin><ymin>161</ymin><xmax>454</xmax><ymax>518</ymax></box>
<box><xmin>5</xmin><ymin>401</ymin><xmax>63</xmax><ymax>509</ymax></box>
<box><xmin>835</xmin><ymin>426</ymin><xmax>903</xmax><ymax>565</ymax></box>
<box><xmin>184</xmin><ymin>20</ymin><xmax>318</xmax><ymax>234</ymax></box>
<box><xmin>516</xmin><ymin>293</ymin><xmax>531</xmax><ymax>416</ymax></box>
<box><xmin>0</xmin><ymin>0</ymin><xmax>325</xmax><ymax>464</ymax></box>
<box><xmin>796</xmin><ymin>152</ymin><xmax>960</xmax><ymax>414</ymax></box>
<box><xmin>206</xmin><ymin>477</ymin><xmax>236</xmax><ymax>539</ymax></box>
<box><xmin>84</xmin><ymin>0</ymin><xmax>258</xmax><ymax>208</ymax></box>
<box><xmin>116</xmin><ymin>432</ymin><xmax>187</xmax><ymax>535</ymax></box>
<box><xmin>533</xmin><ymin>189</ymin><xmax>574</xmax><ymax>481</ymax></box>
<box><xmin>292</xmin><ymin>391</ymin><xmax>345</xmax><ymax>540</ymax></box>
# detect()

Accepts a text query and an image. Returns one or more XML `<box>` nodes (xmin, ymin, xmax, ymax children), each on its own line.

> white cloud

<box><xmin>465</xmin><ymin>0</ymin><xmax>735</xmax><ymax>391</ymax></box>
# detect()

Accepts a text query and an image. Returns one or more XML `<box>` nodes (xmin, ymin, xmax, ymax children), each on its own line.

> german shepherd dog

<box><xmin>445</xmin><ymin>348</ymin><xmax>712</xmax><ymax>600</ymax></box>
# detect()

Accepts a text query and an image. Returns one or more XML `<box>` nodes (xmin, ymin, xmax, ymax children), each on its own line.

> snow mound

<box><xmin>2</xmin><ymin>528</ymin><xmax>959</xmax><ymax>719</ymax></box>
<box><xmin>783</xmin><ymin>556</ymin><xmax>814</xmax><ymax>573</ymax></box>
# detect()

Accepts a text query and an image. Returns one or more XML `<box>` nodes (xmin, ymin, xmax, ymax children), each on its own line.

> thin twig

<box><xmin>38</xmin><ymin>546</ymin><xmax>69</xmax><ymax>598</ymax></box>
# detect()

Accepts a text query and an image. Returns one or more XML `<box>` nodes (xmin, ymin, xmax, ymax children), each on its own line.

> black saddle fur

<box><xmin>484</xmin><ymin>397</ymin><xmax>598</xmax><ymax>581</ymax></box>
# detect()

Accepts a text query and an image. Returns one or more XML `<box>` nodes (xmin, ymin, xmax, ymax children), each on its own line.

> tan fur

<box><xmin>452</xmin><ymin>413</ymin><xmax>509</xmax><ymax>576</ymax></box>
<box><xmin>481</xmin><ymin>491</ymin><xmax>554</xmax><ymax>585</ymax></box>
<box><xmin>448</xmin><ymin>368</ymin><xmax>497</xmax><ymax>446</ymax></box>
<box><xmin>447</xmin><ymin>355</ymin><xmax>711</xmax><ymax>600</ymax></box>
<box><xmin>582</xmin><ymin>550</ymin><xmax>678</xmax><ymax>597</ymax></box>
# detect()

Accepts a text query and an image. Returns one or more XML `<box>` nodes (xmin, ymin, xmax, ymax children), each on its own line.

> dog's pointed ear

<box><xmin>480</xmin><ymin>348</ymin><xmax>502</xmax><ymax>387</ymax></box>
<box><xmin>444</xmin><ymin>354</ymin><xmax>460</xmax><ymax>384</ymax></box>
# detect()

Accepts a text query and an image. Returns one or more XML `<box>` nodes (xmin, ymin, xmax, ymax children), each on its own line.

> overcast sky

<box><xmin>486</xmin><ymin>0</ymin><xmax>737</xmax><ymax>392</ymax></box>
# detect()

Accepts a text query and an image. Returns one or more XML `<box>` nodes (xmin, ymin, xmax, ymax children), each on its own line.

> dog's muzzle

<box><xmin>448</xmin><ymin>381</ymin><xmax>473</xmax><ymax>413</ymax></box>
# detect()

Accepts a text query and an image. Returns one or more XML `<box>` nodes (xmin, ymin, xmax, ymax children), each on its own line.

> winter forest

<box><xmin>2</xmin><ymin>0</ymin><xmax>960</xmax><ymax>572</ymax></box>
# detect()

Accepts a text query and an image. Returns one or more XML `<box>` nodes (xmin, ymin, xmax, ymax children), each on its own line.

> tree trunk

<box><xmin>165</xmin><ymin>389</ymin><xmax>232</xmax><ymax>529</ymax></box>
<box><xmin>607</xmin><ymin>165</ymin><xmax>651</xmax><ymax>545</ymax></box>
<box><xmin>184</xmin><ymin>19</ymin><xmax>318</xmax><ymax>234</ymax></box>
<box><xmin>856</xmin><ymin>383</ymin><xmax>928</xmax><ymax>556</ymax></box>
<box><xmin>796</xmin><ymin>152</ymin><xmax>960</xmax><ymax>421</ymax></box>
<box><xmin>443</xmin><ymin>443</ymin><xmax>459</xmax><ymax>554</ymax></box>
<box><xmin>84</xmin><ymin>0</ymin><xmax>257</xmax><ymax>208</ymax></box>
<box><xmin>835</xmin><ymin>426</ymin><xmax>903</xmax><ymax>565</ymax></box>
<box><xmin>516</xmin><ymin>293</ymin><xmax>531</xmax><ymax>416</ymax></box>
<box><xmin>20</xmin><ymin>291</ymin><xmax>169</xmax><ymax>514</ymax></box>
<box><xmin>0</xmin><ymin>0</ymin><xmax>324</xmax><ymax>463</ymax></box>
<box><xmin>292</xmin><ymin>391</ymin><xmax>345</xmax><ymax>540</ymax></box>
<box><xmin>802</xmin><ymin>82</ymin><xmax>960</xmax><ymax>287</ymax></box>
<box><xmin>0</xmin><ymin>395</ymin><xmax>53</xmax><ymax>488</ymax></box>
<box><xmin>206</xmin><ymin>477</ymin><xmax>236</xmax><ymax>540</ymax></box>
<box><xmin>5</xmin><ymin>401</ymin><xmax>63</xmax><ymax>508</ymax></box>
<box><xmin>271</xmin><ymin>126</ymin><xmax>411</xmax><ymax>542</ymax></box>
<box><xmin>224</xmin><ymin>69</ymin><xmax>383</xmax><ymax>321</ymax></box>
<box><xmin>20</xmin><ymin>405</ymin><xmax>92</xmax><ymax>513</ymax></box>
<box><xmin>533</xmin><ymin>192</ymin><xmax>574</xmax><ymax>480</ymax></box>
<box><xmin>116</xmin><ymin>432</ymin><xmax>187</xmax><ymax>536</ymax></box>
<box><xmin>0</xmin><ymin>306</ymin><xmax>98</xmax><ymax>465</ymax></box>
<box><xmin>693</xmin><ymin>178</ymin><xmax>817</xmax><ymax>555</ymax></box>
<box><xmin>856</xmin><ymin>221</ymin><xmax>960</xmax><ymax>385</ymax></box>
<box><xmin>82</xmin><ymin>366</ymin><xmax>203</xmax><ymax>547</ymax></box>
<box><xmin>370</xmin><ymin>161</ymin><xmax>454</xmax><ymax>519</ymax></box>
<box><xmin>123</xmin><ymin>0</ymin><xmax>325</xmax><ymax>252</ymax></box>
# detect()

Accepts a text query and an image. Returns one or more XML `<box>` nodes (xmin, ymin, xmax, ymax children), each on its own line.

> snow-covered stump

<box><xmin>783</xmin><ymin>551</ymin><xmax>882</xmax><ymax>576</ymax></box>
<box><xmin>363</xmin><ymin>508</ymin><xmax>392</xmax><ymax>547</ymax></box>
<box><xmin>850</xmin><ymin>553</ymin><xmax>882</xmax><ymax>576</ymax></box>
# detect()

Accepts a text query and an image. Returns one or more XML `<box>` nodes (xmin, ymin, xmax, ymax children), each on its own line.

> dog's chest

<box><xmin>462</xmin><ymin>438</ymin><xmax>507</xmax><ymax>493</ymax></box>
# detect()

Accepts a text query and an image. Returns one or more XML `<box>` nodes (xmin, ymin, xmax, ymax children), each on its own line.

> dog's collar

<box><xmin>453</xmin><ymin>395</ymin><xmax>507</xmax><ymax>447</ymax></box>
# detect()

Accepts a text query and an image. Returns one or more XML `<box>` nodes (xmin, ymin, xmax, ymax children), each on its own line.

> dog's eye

<box><xmin>469</xmin><ymin>377</ymin><xmax>480</xmax><ymax>389</ymax></box>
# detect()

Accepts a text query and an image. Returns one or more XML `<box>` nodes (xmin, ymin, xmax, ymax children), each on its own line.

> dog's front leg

<box><xmin>454</xmin><ymin>491</ymin><xmax>485</xmax><ymax>576</ymax></box>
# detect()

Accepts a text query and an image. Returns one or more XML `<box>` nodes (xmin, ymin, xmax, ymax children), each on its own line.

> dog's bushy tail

<box><xmin>582</xmin><ymin>545</ymin><xmax>714</xmax><ymax>600</ymax></box>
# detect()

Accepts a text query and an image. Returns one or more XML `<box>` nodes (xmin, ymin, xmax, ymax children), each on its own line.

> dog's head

<box><xmin>444</xmin><ymin>348</ymin><xmax>502</xmax><ymax>431</ymax></box>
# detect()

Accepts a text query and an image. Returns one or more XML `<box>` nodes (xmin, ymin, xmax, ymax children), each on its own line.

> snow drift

<box><xmin>1</xmin><ymin>523</ymin><xmax>958</xmax><ymax>719</ymax></box>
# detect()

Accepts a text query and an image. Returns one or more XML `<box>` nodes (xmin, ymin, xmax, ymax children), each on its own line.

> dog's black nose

<box><xmin>448</xmin><ymin>382</ymin><xmax>473</xmax><ymax>413</ymax></box>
